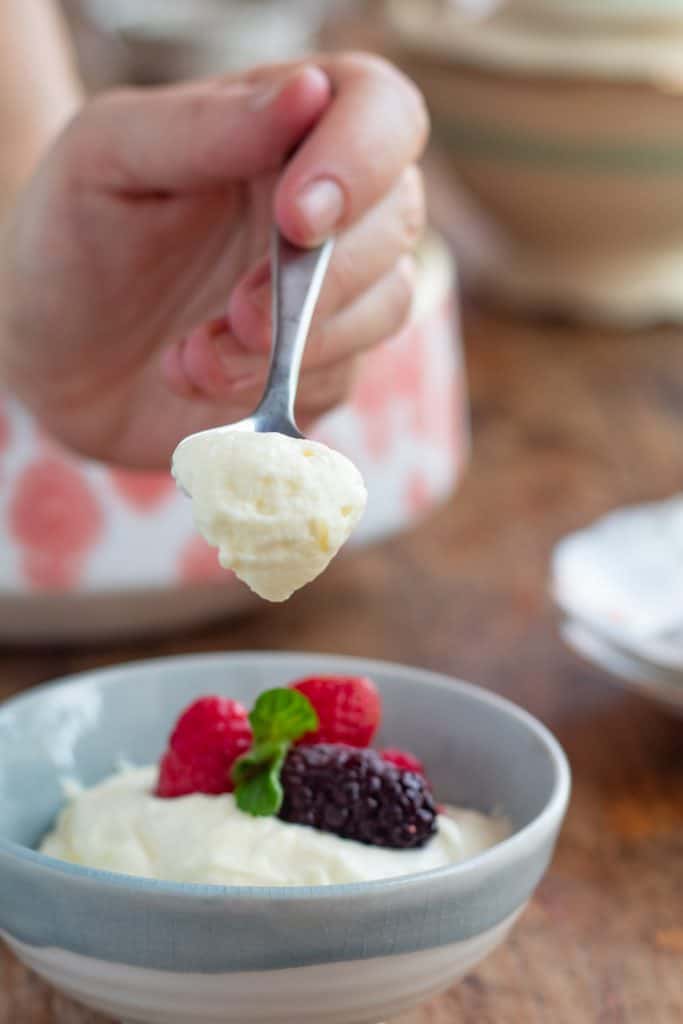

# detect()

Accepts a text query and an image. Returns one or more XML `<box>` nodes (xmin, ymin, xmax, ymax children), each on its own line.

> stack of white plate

<box><xmin>552</xmin><ymin>497</ymin><xmax>683</xmax><ymax>715</ymax></box>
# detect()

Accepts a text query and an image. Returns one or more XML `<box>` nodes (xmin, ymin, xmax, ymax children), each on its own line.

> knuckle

<box><xmin>397</xmin><ymin>166</ymin><xmax>426</xmax><ymax>250</ymax></box>
<box><xmin>183</xmin><ymin>93</ymin><xmax>235</xmax><ymax>165</ymax></box>
<box><xmin>80</xmin><ymin>87</ymin><xmax>136</xmax><ymax>121</ymax></box>
<box><xmin>390</xmin><ymin>261</ymin><xmax>417</xmax><ymax>335</ymax></box>
<box><xmin>301</xmin><ymin>324</ymin><xmax>327</xmax><ymax>369</ymax></box>
<box><xmin>317</xmin><ymin>365</ymin><xmax>346</xmax><ymax>404</ymax></box>
<box><xmin>333</xmin><ymin>52</ymin><xmax>430</xmax><ymax>150</ymax></box>
<box><xmin>370</xmin><ymin>59</ymin><xmax>430</xmax><ymax>152</ymax></box>
<box><xmin>394</xmin><ymin>258</ymin><xmax>417</xmax><ymax>317</ymax></box>
<box><xmin>334</xmin><ymin>51</ymin><xmax>397</xmax><ymax>81</ymax></box>
<box><xmin>58</xmin><ymin>92</ymin><xmax>131</xmax><ymax>187</ymax></box>
<box><xmin>325</xmin><ymin>246</ymin><xmax>360</xmax><ymax>308</ymax></box>
<box><xmin>72</xmin><ymin>87</ymin><xmax>139</xmax><ymax>145</ymax></box>
<box><xmin>302</xmin><ymin>362</ymin><xmax>354</xmax><ymax>416</ymax></box>
<box><xmin>385</xmin><ymin>68</ymin><xmax>431</xmax><ymax>152</ymax></box>
<box><xmin>408</xmin><ymin>81</ymin><xmax>430</xmax><ymax>153</ymax></box>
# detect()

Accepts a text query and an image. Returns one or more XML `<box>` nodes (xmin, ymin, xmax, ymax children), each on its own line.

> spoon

<box><xmin>170</xmin><ymin>227</ymin><xmax>364</xmax><ymax>600</ymax></box>
<box><xmin>176</xmin><ymin>226</ymin><xmax>334</xmax><ymax>462</ymax></box>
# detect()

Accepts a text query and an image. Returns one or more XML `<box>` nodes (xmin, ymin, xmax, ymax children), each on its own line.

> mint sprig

<box><xmin>248</xmin><ymin>688</ymin><xmax>318</xmax><ymax>745</ymax></box>
<box><xmin>232</xmin><ymin>742</ymin><xmax>287</xmax><ymax>817</ymax></box>
<box><xmin>232</xmin><ymin>688</ymin><xmax>318</xmax><ymax>816</ymax></box>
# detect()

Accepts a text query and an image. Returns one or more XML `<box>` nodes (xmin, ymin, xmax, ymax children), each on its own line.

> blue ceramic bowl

<box><xmin>0</xmin><ymin>652</ymin><xmax>570</xmax><ymax>1024</ymax></box>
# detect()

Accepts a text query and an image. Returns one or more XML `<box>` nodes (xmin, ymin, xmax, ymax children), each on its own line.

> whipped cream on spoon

<box><xmin>172</xmin><ymin>228</ymin><xmax>367</xmax><ymax>601</ymax></box>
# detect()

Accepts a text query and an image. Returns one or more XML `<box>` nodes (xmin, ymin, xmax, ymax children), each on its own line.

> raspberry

<box><xmin>279</xmin><ymin>744</ymin><xmax>437</xmax><ymax>849</ymax></box>
<box><xmin>156</xmin><ymin>696</ymin><xmax>252</xmax><ymax>798</ymax></box>
<box><xmin>156</xmin><ymin>747</ymin><xmax>228</xmax><ymax>799</ymax></box>
<box><xmin>289</xmin><ymin>676</ymin><xmax>381</xmax><ymax>747</ymax></box>
<box><xmin>381</xmin><ymin>748</ymin><xmax>426</xmax><ymax>777</ymax></box>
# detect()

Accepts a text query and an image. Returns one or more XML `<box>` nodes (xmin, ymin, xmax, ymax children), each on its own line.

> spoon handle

<box><xmin>260</xmin><ymin>227</ymin><xmax>334</xmax><ymax>431</ymax></box>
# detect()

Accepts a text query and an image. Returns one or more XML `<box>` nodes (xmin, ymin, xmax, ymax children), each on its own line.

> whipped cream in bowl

<box><xmin>172</xmin><ymin>430</ymin><xmax>367</xmax><ymax>602</ymax></box>
<box><xmin>39</xmin><ymin>674</ymin><xmax>509</xmax><ymax>887</ymax></box>
<box><xmin>40</xmin><ymin>765</ymin><xmax>509</xmax><ymax>887</ymax></box>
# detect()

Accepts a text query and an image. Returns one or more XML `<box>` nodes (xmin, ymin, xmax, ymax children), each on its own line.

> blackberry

<box><xmin>279</xmin><ymin>744</ymin><xmax>438</xmax><ymax>849</ymax></box>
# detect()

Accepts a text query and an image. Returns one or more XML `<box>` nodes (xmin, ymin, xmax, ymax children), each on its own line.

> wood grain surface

<box><xmin>1</xmin><ymin>304</ymin><xmax>682</xmax><ymax>1023</ymax></box>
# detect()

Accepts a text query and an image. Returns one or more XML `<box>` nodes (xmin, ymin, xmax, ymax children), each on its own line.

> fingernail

<box><xmin>295</xmin><ymin>179</ymin><xmax>344</xmax><ymax>239</ymax></box>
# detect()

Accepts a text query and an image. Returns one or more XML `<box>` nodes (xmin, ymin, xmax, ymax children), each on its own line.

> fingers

<box><xmin>296</xmin><ymin>358</ymin><xmax>361</xmax><ymax>423</ymax></box>
<box><xmin>162</xmin><ymin>258</ymin><xmax>414</xmax><ymax>408</ymax></box>
<box><xmin>303</xmin><ymin>256</ymin><xmax>415</xmax><ymax>370</ymax></box>
<box><xmin>228</xmin><ymin>165</ymin><xmax>425</xmax><ymax>352</ymax></box>
<box><xmin>61</xmin><ymin>51</ymin><xmax>427</xmax><ymax>228</ymax></box>
<box><xmin>153</xmin><ymin>350</ymin><xmax>361</xmax><ymax>466</ymax></box>
<box><xmin>275</xmin><ymin>53</ymin><xmax>429</xmax><ymax>245</ymax></box>
<box><xmin>161</xmin><ymin>317</ymin><xmax>264</xmax><ymax>400</ymax></box>
<box><xmin>304</xmin><ymin>164</ymin><xmax>424</xmax><ymax>324</ymax></box>
<box><xmin>66</xmin><ymin>66</ymin><xmax>332</xmax><ymax>192</ymax></box>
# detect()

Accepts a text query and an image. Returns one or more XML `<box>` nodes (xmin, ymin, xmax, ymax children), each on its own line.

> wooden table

<box><xmin>1</xmin><ymin>304</ymin><xmax>682</xmax><ymax>1023</ymax></box>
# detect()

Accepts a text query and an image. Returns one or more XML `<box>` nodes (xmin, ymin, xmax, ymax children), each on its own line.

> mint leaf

<box><xmin>235</xmin><ymin>765</ymin><xmax>284</xmax><ymax>817</ymax></box>
<box><xmin>231</xmin><ymin>689</ymin><xmax>318</xmax><ymax>817</ymax></box>
<box><xmin>232</xmin><ymin>740</ymin><xmax>287</xmax><ymax>816</ymax></box>
<box><xmin>249</xmin><ymin>688</ymin><xmax>318</xmax><ymax>745</ymax></box>
<box><xmin>232</xmin><ymin>740</ymin><xmax>287</xmax><ymax>788</ymax></box>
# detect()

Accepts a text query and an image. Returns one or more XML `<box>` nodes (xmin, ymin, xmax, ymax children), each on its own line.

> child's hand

<box><xmin>0</xmin><ymin>54</ymin><xmax>428</xmax><ymax>467</ymax></box>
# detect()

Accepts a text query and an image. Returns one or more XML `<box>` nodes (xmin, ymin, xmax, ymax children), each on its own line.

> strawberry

<box><xmin>289</xmin><ymin>675</ymin><xmax>381</xmax><ymax>748</ymax></box>
<box><xmin>380</xmin><ymin>748</ymin><xmax>426</xmax><ymax>777</ymax></box>
<box><xmin>156</xmin><ymin>696</ymin><xmax>252</xmax><ymax>798</ymax></box>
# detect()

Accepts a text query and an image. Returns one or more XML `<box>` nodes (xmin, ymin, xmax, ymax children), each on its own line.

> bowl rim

<box><xmin>389</xmin><ymin>4</ymin><xmax>683</xmax><ymax>88</ymax></box>
<box><xmin>0</xmin><ymin>651</ymin><xmax>571</xmax><ymax>900</ymax></box>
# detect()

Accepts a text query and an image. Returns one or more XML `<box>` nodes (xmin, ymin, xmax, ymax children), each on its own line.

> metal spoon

<box><xmin>175</xmin><ymin>226</ymin><xmax>334</xmax><ymax>461</ymax></box>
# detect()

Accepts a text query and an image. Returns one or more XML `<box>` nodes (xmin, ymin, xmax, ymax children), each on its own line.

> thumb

<box><xmin>69</xmin><ymin>66</ymin><xmax>332</xmax><ymax>193</ymax></box>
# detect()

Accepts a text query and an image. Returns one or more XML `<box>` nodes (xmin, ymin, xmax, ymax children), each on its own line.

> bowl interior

<box><xmin>0</xmin><ymin>653</ymin><xmax>564</xmax><ymax>856</ymax></box>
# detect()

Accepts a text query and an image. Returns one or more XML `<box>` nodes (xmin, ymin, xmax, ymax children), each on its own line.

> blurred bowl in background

<box><xmin>389</xmin><ymin>0</ymin><xmax>683</xmax><ymax>325</ymax></box>
<box><xmin>388</xmin><ymin>0</ymin><xmax>683</xmax><ymax>77</ymax></box>
<box><xmin>0</xmin><ymin>232</ymin><xmax>467</xmax><ymax>644</ymax></box>
<box><xmin>503</xmin><ymin>0</ymin><xmax>683</xmax><ymax>26</ymax></box>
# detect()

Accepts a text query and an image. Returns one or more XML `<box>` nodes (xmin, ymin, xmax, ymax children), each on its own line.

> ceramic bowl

<box><xmin>0</xmin><ymin>652</ymin><xmax>570</xmax><ymax>1024</ymax></box>
<box><xmin>389</xmin><ymin>3</ymin><xmax>683</xmax><ymax>324</ymax></box>
<box><xmin>0</xmin><ymin>233</ymin><xmax>467</xmax><ymax>643</ymax></box>
<box><xmin>507</xmin><ymin>0</ymin><xmax>683</xmax><ymax>24</ymax></box>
